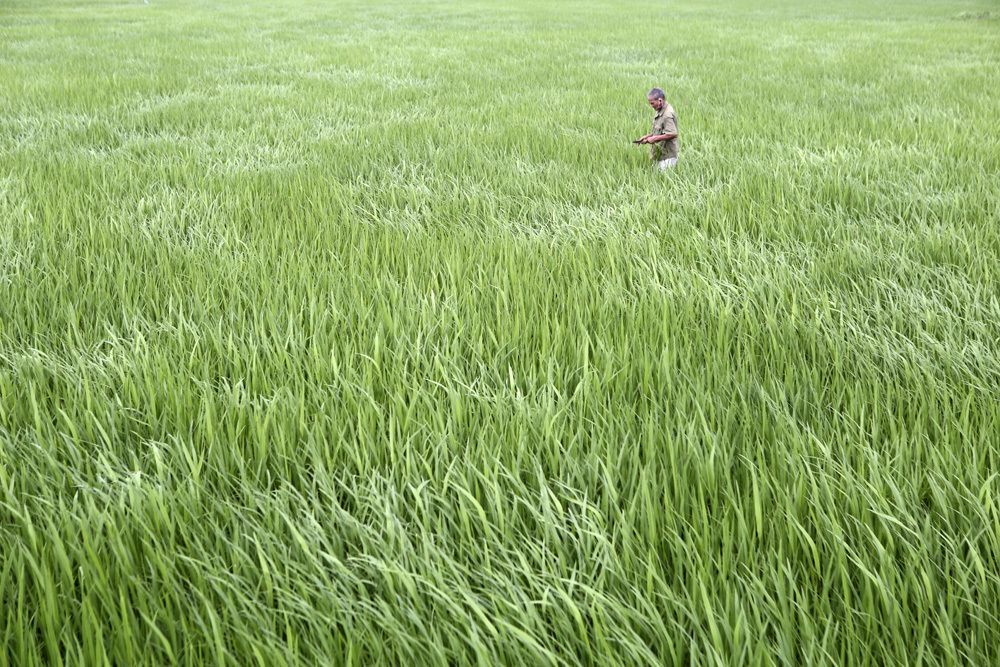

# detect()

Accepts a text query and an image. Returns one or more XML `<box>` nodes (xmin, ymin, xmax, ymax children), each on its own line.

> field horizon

<box><xmin>2</xmin><ymin>0</ymin><xmax>999</xmax><ymax>664</ymax></box>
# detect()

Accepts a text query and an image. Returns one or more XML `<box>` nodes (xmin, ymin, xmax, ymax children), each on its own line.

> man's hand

<box><xmin>642</xmin><ymin>133</ymin><xmax>677</xmax><ymax>144</ymax></box>
<box><xmin>633</xmin><ymin>134</ymin><xmax>651</xmax><ymax>144</ymax></box>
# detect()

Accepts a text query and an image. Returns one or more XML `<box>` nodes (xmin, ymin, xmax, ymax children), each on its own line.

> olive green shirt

<box><xmin>650</xmin><ymin>102</ymin><xmax>679</xmax><ymax>161</ymax></box>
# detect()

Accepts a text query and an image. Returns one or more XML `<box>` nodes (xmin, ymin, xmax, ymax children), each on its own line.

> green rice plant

<box><xmin>1</xmin><ymin>0</ymin><xmax>999</xmax><ymax>664</ymax></box>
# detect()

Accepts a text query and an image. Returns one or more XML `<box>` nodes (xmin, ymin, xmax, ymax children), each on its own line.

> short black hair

<box><xmin>647</xmin><ymin>88</ymin><xmax>665</xmax><ymax>100</ymax></box>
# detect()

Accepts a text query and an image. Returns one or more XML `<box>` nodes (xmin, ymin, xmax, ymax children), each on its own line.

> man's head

<box><xmin>647</xmin><ymin>88</ymin><xmax>665</xmax><ymax>111</ymax></box>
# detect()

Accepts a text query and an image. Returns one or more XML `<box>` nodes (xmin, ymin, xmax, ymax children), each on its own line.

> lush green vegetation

<box><xmin>2</xmin><ymin>0</ymin><xmax>999</xmax><ymax>663</ymax></box>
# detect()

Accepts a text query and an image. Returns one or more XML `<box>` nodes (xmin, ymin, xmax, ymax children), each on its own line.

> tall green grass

<box><xmin>2</xmin><ymin>0</ymin><xmax>999</xmax><ymax>663</ymax></box>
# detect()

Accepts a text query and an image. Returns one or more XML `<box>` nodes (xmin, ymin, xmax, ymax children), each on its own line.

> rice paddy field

<box><xmin>2</xmin><ymin>0</ymin><xmax>1000</xmax><ymax>664</ymax></box>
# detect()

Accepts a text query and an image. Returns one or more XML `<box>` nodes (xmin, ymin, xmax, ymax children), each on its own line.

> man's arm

<box><xmin>642</xmin><ymin>111</ymin><xmax>678</xmax><ymax>144</ymax></box>
<box><xmin>639</xmin><ymin>132</ymin><xmax>677</xmax><ymax>144</ymax></box>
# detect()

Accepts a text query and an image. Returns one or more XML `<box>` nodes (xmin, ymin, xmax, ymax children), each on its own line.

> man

<box><xmin>635</xmin><ymin>88</ymin><xmax>678</xmax><ymax>170</ymax></box>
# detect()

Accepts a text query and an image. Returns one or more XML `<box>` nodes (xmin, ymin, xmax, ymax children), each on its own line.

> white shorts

<box><xmin>657</xmin><ymin>158</ymin><xmax>678</xmax><ymax>171</ymax></box>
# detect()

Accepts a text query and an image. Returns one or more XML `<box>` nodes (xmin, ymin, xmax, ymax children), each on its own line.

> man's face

<box><xmin>648</xmin><ymin>96</ymin><xmax>664</xmax><ymax>111</ymax></box>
